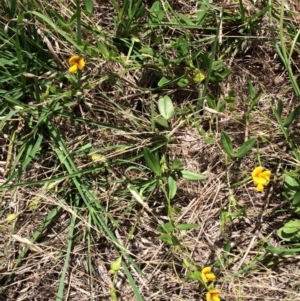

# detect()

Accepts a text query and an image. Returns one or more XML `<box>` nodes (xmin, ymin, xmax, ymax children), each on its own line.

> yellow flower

<box><xmin>68</xmin><ymin>55</ymin><xmax>85</xmax><ymax>73</ymax></box>
<box><xmin>201</xmin><ymin>267</ymin><xmax>216</xmax><ymax>283</ymax></box>
<box><xmin>206</xmin><ymin>289</ymin><xmax>221</xmax><ymax>301</ymax></box>
<box><xmin>251</xmin><ymin>166</ymin><xmax>271</xmax><ymax>192</ymax></box>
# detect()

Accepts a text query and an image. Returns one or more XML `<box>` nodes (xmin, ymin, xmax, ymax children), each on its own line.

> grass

<box><xmin>1</xmin><ymin>0</ymin><xmax>300</xmax><ymax>300</ymax></box>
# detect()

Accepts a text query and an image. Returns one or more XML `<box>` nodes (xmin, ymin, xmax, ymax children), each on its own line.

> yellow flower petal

<box><xmin>77</xmin><ymin>57</ymin><xmax>85</xmax><ymax>70</ymax></box>
<box><xmin>206</xmin><ymin>292</ymin><xmax>212</xmax><ymax>301</ymax></box>
<box><xmin>261</xmin><ymin>170</ymin><xmax>271</xmax><ymax>179</ymax></box>
<box><xmin>69</xmin><ymin>55</ymin><xmax>81</xmax><ymax>65</ymax></box>
<box><xmin>202</xmin><ymin>267</ymin><xmax>212</xmax><ymax>274</ymax></box>
<box><xmin>256</xmin><ymin>183</ymin><xmax>264</xmax><ymax>192</ymax></box>
<box><xmin>201</xmin><ymin>266</ymin><xmax>216</xmax><ymax>283</ymax></box>
<box><xmin>69</xmin><ymin>64</ymin><xmax>78</xmax><ymax>74</ymax></box>
<box><xmin>253</xmin><ymin>176</ymin><xmax>268</xmax><ymax>185</ymax></box>
<box><xmin>206</xmin><ymin>289</ymin><xmax>221</xmax><ymax>301</ymax></box>
<box><xmin>252</xmin><ymin>166</ymin><xmax>263</xmax><ymax>178</ymax></box>
<box><xmin>206</xmin><ymin>273</ymin><xmax>216</xmax><ymax>281</ymax></box>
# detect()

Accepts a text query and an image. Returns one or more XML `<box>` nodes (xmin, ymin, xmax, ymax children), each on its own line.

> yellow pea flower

<box><xmin>68</xmin><ymin>55</ymin><xmax>85</xmax><ymax>74</ymax></box>
<box><xmin>206</xmin><ymin>289</ymin><xmax>221</xmax><ymax>301</ymax></box>
<box><xmin>251</xmin><ymin>166</ymin><xmax>271</xmax><ymax>192</ymax></box>
<box><xmin>201</xmin><ymin>266</ymin><xmax>216</xmax><ymax>283</ymax></box>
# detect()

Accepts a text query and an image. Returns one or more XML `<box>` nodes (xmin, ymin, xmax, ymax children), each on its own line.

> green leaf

<box><xmin>292</xmin><ymin>191</ymin><xmax>300</xmax><ymax>206</ymax></box>
<box><xmin>276</xmin><ymin>99</ymin><xmax>283</xmax><ymax>117</ymax></box>
<box><xmin>196</xmin><ymin>2</ymin><xmax>208</xmax><ymax>23</ymax></box>
<box><xmin>171</xmin><ymin>158</ymin><xmax>183</xmax><ymax>170</ymax></box>
<box><xmin>183</xmin><ymin>258</ymin><xmax>190</xmax><ymax>268</ymax></box>
<box><xmin>186</xmin><ymin>270</ymin><xmax>201</xmax><ymax>281</ymax></box>
<box><xmin>221</xmin><ymin>131</ymin><xmax>234</xmax><ymax>156</ymax></box>
<box><xmin>234</xmin><ymin>138</ymin><xmax>256</xmax><ymax>158</ymax></box>
<box><xmin>278</xmin><ymin>228</ymin><xmax>300</xmax><ymax>241</ymax></box>
<box><xmin>176</xmin><ymin>223</ymin><xmax>200</xmax><ymax>231</ymax></box>
<box><xmin>155</xmin><ymin>115</ymin><xmax>169</xmax><ymax>128</ymax></box>
<box><xmin>284</xmin><ymin>175</ymin><xmax>300</xmax><ymax>190</ymax></box>
<box><xmin>283</xmin><ymin>105</ymin><xmax>300</xmax><ymax>127</ymax></box>
<box><xmin>158</xmin><ymin>96</ymin><xmax>175</xmax><ymax>120</ymax></box>
<box><xmin>140</xmin><ymin>47</ymin><xmax>154</xmax><ymax>56</ymax></box>
<box><xmin>248</xmin><ymin>80</ymin><xmax>256</xmax><ymax>99</ymax></box>
<box><xmin>157</xmin><ymin>76</ymin><xmax>173</xmax><ymax>87</ymax></box>
<box><xmin>178</xmin><ymin>13</ymin><xmax>195</xmax><ymax>26</ymax></box>
<box><xmin>83</xmin><ymin>0</ymin><xmax>93</xmax><ymax>14</ymax></box>
<box><xmin>97</xmin><ymin>41</ymin><xmax>110</xmax><ymax>58</ymax></box>
<box><xmin>282</xmin><ymin>220</ymin><xmax>300</xmax><ymax>234</ymax></box>
<box><xmin>158</xmin><ymin>234</ymin><xmax>173</xmax><ymax>245</ymax></box>
<box><xmin>168</xmin><ymin>176</ymin><xmax>177</xmax><ymax>200</ymax></box>
<box><xmin>148</xmin><ymin>1</ymin><xmax>165</xmax><ymax>25</ymax></box>
<box><xmin>157</xmin><ymin>222</ymin><xmax>174</xmax><ymax>233</ymax></box>
<box><xmin>267</xmin><ymin>246</ymin><xmax>300</xmax><ymax>256</ymax></box>
<box><xmin>180</xmin><ymin>170</ymin><xmax>206</xmax><ymax>180</ymax></box>
<box><xmin>171</xmin><ymin>235</ymin><xmax>180</xmax><ymax>246</ymax></box>
<box><xmin>177</xmin><ymin>77</ymin><xmax>190</xmax><ymax>87</ymax></box>
<box><xmin>143</xmin><ymin>147</ymin><xmax>162</xmax><ymax>176</ymax></box>
<box><xmin>110</xmin><ymin>257</ymin><xmax>122</xmax><ymax>274</ymax></box>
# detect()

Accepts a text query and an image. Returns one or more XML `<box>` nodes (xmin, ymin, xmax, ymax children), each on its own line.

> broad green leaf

<box><xmin>168</xmin><ymin>175</ymin><xmax>177</xmax><ymax>200</ymax></box>
<box><xmin>282</xmin><ymin>220</ymin><xmax>300</xmax><ymax>234</ymax></box>
<box><xmin>157</xmin><ymin>222</ymin><xmax>174</xmax><ymax>233</ymax></box>
<box><xmin>234</xmin><ymin>138</ymin><xmax>256</xmax><ymax>158</ymax></box>
<box><xmin>171</xmin><ymin>235</ymin><xmax>180</xmax><ymax>246</ymax></box>
<box><xmin>158</xmin><ymin>96</ymin><xmax>175</xmax><ymax>120</ymax></box>
<box><xmin>157</xmin><ymin>76</ymin><xmax>173</xmax><ymax>87</ymax></box>
<box><xmin>140</xmin><ymin>47</ymin><xmax>154</xmax><ymax>56</ymax></box>
<box><xmin>158</xmin><ymin>234</ymin><xmax>173</xmax><ymax>245</ymax></box>
<box><xmin>221</xmin><ymin>131</ymin><xmax>234</xmax><ymax>156</ymax></box>
<box><xmin>171</xmin><ymin>158</ymin><xmax>183</xmax><ymax>170</ymax></box>
<box><xmin>143</xmin><ymin>147</ymin><xmax>162</xmax><ymax>176</ymax></box>
<box><xmin>180</xmin><ymin>170</ymin><xmax>206</xmax><ymax>180</ymax></box>
<box><xmin>277</xmin><ymin>226</ymin><xmax>300</xmax><ymax>242</ymax></box>
<box><xmin>283</xmin><ymin>105</ymin><xmax>300</xmax><ymax>127</ymax></box>
<box><xmin>148</xmin><ymin>1</ymin><xmax>165</xmax><ymax>24</ymax></box>
<box><xmin>155</xmin><ymin>115</ymin><xmax>169</xmax><ymax>128</ymax></box>
<box><xmin>186</xmin><ymin>270</ymin><xmax>201</xmax><ymax>281</ymax></box>
<box><xmin>83</xmin><ymin>0</ymin><xmax>93</xmax><ymax>14</ymax></box>
<box><xmin>177</xmin><ymin>77</ymin><xmax>189</xmax><ymax>87</ymax></box>
<box><xmin>176</xmin><ymin>223</ymin><xmax>200</xmax><ymax>231</ymax></box>
<box><xmin>292</xmin><ymin>191</ymin><xmax>300</xmax><ymax>206</ymax></box>
<box><xmin>284</xmin><ymin>175</ymin><xmax>300</xmax><ymax>190</ymax></box>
